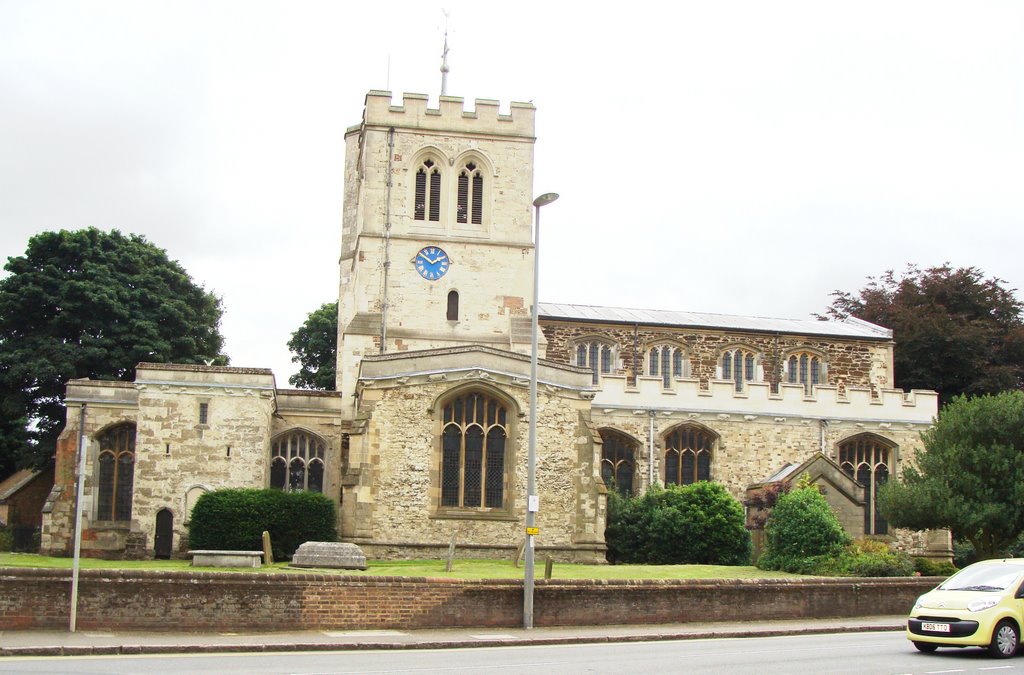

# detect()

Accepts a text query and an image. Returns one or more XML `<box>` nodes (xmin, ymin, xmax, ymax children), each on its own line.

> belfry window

<box><xmin>600</xmin><ymin>429</ymin><xmax>637</xmax><ymax>496</ymax></box>
<box><xmin>648</xmin><ymin>345</ymin><xmax>687</xmax><ymax>388</ymax></box>
<box><xmin>457</xmin><ymin>161</ymin><xmax>484</xmax><ymax>225</ymax></box>
<box><xmin>664</xmin><ymin>425</ymin><xmax>714</xmax><ymax>485</ymax></box>
<box><xmin>440</xmin><ymin>391</ymin><xmax>508</xmax><ymax>510</ymax></box>
<box><xmin>447</xmin><ymin>290</ymin><xmax>459</xmax><ymax>321</ymax></box>
<box><xmin>721</xmin><ymin>348</ymin><xmax>758</xmax><ymax>392</ymax></box>
<box><xmin>787</xmin><ymin>351</ymin><xmax>824</xmax><ymax>394</ymax></box>
<box><xmin>414</xmin><ymin>159</ymin><xmax>442</xmax><ymax>222</ymax></box>
<box><xmin>96</xmin><ymin>423</ymin><xmax>136</xmax><ymax>521</ymax></box>
<box><xmin>270</xmin><ymin>431</ymin><xmax>325</xmax><ymax>493</ymax></box>
<box><xmin>574</xmin><ymin>341</ymin><xmax>615</xmax><ymax>385</ymax></box>
<box><xmin>839</xmin><ymin>435</ymin><xmax>891</xmax><ymax>535</ymax></box>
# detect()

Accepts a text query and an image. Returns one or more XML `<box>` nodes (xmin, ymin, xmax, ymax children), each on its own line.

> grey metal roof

<box><xmin>538</xmin><ymin>302</ymin><xmax>892</xmax><ymax>340</ymax></box>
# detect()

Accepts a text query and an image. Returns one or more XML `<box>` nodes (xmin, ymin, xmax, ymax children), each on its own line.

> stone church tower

<box><xmin>336</xmin><ymin>91</ymin><xmax>539</xmax><ymax>397</ymax></box>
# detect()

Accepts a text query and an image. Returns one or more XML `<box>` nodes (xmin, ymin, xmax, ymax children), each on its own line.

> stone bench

<box><xmin>189</xmin><ymin>550</ymin><xmax>264</xmax><ymax>568</ymax></box>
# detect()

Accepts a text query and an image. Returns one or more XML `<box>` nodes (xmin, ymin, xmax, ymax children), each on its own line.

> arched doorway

<box><xmin>154</xmin><ymin>508</ymin><xmax>173</xmax><ymax>559</ymax></box>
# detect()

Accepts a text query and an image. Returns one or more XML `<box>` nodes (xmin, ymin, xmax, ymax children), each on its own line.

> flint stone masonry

<box><xmin>0</xmin><ymin>568</ymin><xmax>938</xmax><ymax>632</ymax></box>
<box><xmin>291</xmin><ymin>541</ymin><xmax>368</xmax><ymax>570</ymax></box>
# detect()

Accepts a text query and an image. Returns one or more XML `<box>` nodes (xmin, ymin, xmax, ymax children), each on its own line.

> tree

<box><xmin>878</xmin><ymin>391</ymin><xmax>1024</xmax><ymax>561</ymax></box>
<box><xmin>757</xmin><ymin>482</ymin><xmax>850</xmax><ymax>573</ymax></box>
<box><xmin>822</xmin><ymin>265</ymin><xmax>1024</xmax><ymax>405</ymax></box>
<box><xmin>287</xmin><ymin>301</ymin><xmax>337</xmax><ymax>390</ymax></box>
<box><xmin>0</xmin><ymin>228</ymin><xmax>226</xmax><ymax>470</ymax></box>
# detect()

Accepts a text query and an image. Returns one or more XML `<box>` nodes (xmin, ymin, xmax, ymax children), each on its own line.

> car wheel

<box><xmin>988</xmin><ymin>620</ymin><xmax>1020</xmax><ymax>658</ymax></box>
<box><xmin>913</xmin><ymin>641</ymin><xmax>938</xmax><ymax>653</ymax></box>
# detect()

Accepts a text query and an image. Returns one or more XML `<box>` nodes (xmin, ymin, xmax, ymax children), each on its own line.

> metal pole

<box><xmin>525</xmin><ymin>193</ymin><xmax>558</xmax><ymax>630</ymax></box>
<box><xmin>70</xmin><ymin>403</ymin><xmax>88</xmax><ymax>632</ymax></box>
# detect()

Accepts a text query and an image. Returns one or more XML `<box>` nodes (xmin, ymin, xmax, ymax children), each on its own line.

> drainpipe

<box><xmin>379</xmin><ymin>127</ymin><xmax>395</xmax><ymax>354</ymax></box>
<box><xmin>648</xmin><ymin>410</ymin><xmax>656</xmax><ymax>488</ymax></box>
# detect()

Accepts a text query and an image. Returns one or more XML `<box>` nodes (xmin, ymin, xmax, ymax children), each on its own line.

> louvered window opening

<box><xmin>722</xmin><ymin>349</ymin><xmax>756</xmax><ymax>392</ymax></box>
<box><xmin>440</xmin><ymin>392</ymin><xmax>508</xmax><ymax>509</ymax></box>
<box><xmin>414</xmin><ymin>159</ymin><xmax>442</xmax><ymax>222</ymax></box>
<box><xmin>576</xmin><ymin>342</ymin><xmax>614</xmax><ymax>385</ymax></box>
<box><xmin>839</xmin><ymin>436</ymin><xmax>891</xmax><ymax>535</ymax></box>
<box><xmin>457</xmin><ymin>162</ymin><xmax>484</xmax><ymax>225</ymax></box>
<box><xmin>96</xmin><ymin>424</ymin><xmax>136</xmax><ymax>521</ymax></box>
<box><xmin>664</xmin><ymin>426</ymin><xmax>713</xmax><ymax>485</ymax></box>
<box><xmin>600</xmin><ymin>430</ymin><xmax>637</xmax><ymax>496</ymax></box>
<box><xmin>648</xmin><ymin>345</ymin><xmax>685</xmax><ymax>388</ymax></box>
<box><xmin>788</xmin><ymin>353</ymin><xmax>823</xmax><ymax>395</ymax></box>
<box><xmin>270</xmin><ymin>431</ymin><xmax>325</xmax><ymax>493</ymax></box>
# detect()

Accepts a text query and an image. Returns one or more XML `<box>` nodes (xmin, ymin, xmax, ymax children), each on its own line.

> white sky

<box><xmin>2</xmin><ymin>1</ymin><xmax>1022</xmax><ymax>385</ymax></box>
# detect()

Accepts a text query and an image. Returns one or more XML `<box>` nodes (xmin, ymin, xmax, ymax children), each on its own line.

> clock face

<box><xmin>414</xmin><ymin>246</ymin><xmax>450</xmax><ymax>281</ymax></box>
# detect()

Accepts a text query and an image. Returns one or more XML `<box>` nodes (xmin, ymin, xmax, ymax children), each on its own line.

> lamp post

<box><xmin>525</xmin><ymin>192</ymin><xmax>559</xmax><ymax>630</ymax></box>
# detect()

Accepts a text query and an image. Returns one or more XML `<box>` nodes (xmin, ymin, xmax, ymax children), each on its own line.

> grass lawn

<box><xmin>0</xmin><ymin>552</ymin><xmax>805</xmax><ymax>579</ymax></box>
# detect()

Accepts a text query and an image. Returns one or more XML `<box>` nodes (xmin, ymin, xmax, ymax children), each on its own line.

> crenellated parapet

<box><xmin>594</xmin><ymin>375</ymin><xmax>937</xmax><ymax>424</ymax></box>
<box><xmin>361</xmin><ymin>90</ymin><xmax>535</xmax><ymax>137</ymax></box>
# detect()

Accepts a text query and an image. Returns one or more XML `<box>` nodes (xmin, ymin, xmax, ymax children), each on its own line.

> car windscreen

<box><xmin>939</xmin><ymin>563</ymin><xmax>1024</xmax><ymax>592</ymax></box>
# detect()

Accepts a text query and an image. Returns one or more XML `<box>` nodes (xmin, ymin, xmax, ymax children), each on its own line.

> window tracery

<box><xmin>599</xmin><ymin>429</ymin><xmax>637</xmax><ymax>496</ymax></box>
<box><xmin>440</xmin><ymin>390</ymin><xmax>508</xmax><ymax>510</ymax></box>
<box><xmin>664</xmin><ymin>425</ymin><xmax>715</xmax><ymax>485</ymax></box>
<box><xmin>270</xmin><ymin>430</ymin><xmax>325</xmax><ymax>493</ymax></box>
<box><xmin>839</xmin><ymin>434</ymin><xmax>892</xmax><ymax>535</ymax></box>
<box><xmin>96</xmin><ymin>423</ymin><xmax>135</xmax><ymax>521</ymax></box>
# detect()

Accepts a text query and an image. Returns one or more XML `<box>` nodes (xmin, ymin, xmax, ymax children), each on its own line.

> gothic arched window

<box><xmin>574</xmin><ymin>340</ymin><xmax>616</xmax><ymax>385</ymax></box>
<box><xmin>96</xmin><ymin>423</ymin><xmax>136</xmax><ymax>521</ymax></box>
<box><xmin>647</xmin><ymin>344</ymin><xmax>688</xmax><ymax>388</ymax></box>
<box><xmin>456</xmin><ymin>161</ymin><xmax>484</xmax><ymax>224</ymax></box>
<box><xmin>787</xmin><ymin>351</ymin><xmax>825</xmax><ymax>395</ymax></box>
<box><xmin>440</xmin><ymin>390</ymin><xmax>509</xmax><ymax>510</ymax></box>
<box><xmin>414</xmin><ymin>158</ymin><xmax>442</xmax><ymax>222</ymax></box>
<box><xmin>721</xmin><ymin>348</ymin><xmax>758</xmax><ymax>392</ymax></box>
<box><xmin>600</xmin><ymin>429</ymin><xmax>637</xmax><ymax>496</ymax></box>
<box><xmin>664</xmin><ymin>425</ymin><xmax>715</xmax><ymax>485</ymax></box>
<box><xmin>839</xmin><ymin>434</ymin><xmax>892</xmax><ymax>535</ymax></box>
<box><xmin>271</xmin><ymin>431</ymin><xmax>326</xmax><ymax>493</ymax></box>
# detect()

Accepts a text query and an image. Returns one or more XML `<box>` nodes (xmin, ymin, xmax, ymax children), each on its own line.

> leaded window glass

<box><xmin>439</xmin><ymin>391</ymin><xmax>508</xmax><ymax>510</ymax></box>
<box><xmin>270</xmin><ymin>431</ymin><xmax>326</xmax><ymax>493</ymax></box>
<box><xmin>722</xmin><ymin>348</ymin><xmax>757</xmax><ymax>391</ymax></box>
<box><xmin>664</xmin><ymin>425</ymin><xmax>714</xmax><ymax>485</ymax></box>
<box><xmin>839</xmin><ymin>435</ymin><xmax>892</xmax><ymax>535</ymax></box>
<box><xmin>600</xmin><ymin>430</ymin><xmax>637</xmax><ymax>496</ymax></box>
<box><xmin>574</xmin><ymin>341</ymin><xmax>616</xmax><ymax>385</ymax></box>
<box><xmin>787</xmin><ymin>351</ymin><xmax>824</xmax><ymax>394</ymax></box>
<box><xmin>96</xmin><ymin>423</ymin><xmax>136</xmax><ymax>521</ymax></box>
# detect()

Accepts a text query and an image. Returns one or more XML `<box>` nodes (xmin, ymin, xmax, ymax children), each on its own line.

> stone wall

<box><xmin>0</xmin><ymin>568</ymin><xmax>935</xmax><ymax>632</ymax></box>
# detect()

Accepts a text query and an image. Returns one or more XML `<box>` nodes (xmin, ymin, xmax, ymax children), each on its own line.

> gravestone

<box><xmin>290</xmin><ymin>541</ymin><xmax>367</xmax><ymax>570</ymax></box>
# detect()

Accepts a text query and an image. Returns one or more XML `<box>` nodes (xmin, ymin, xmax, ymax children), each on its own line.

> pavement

<box><xmin>0</xmin><ymin>616</ymin><xmax>907</xmax><ymax>657</ymax></box>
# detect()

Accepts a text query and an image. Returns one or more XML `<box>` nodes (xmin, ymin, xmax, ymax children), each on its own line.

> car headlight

<box><xmin>913</xmin><ymin>595</ymin><xmax>926</xmax><ymax>610</ymax></box>
<box><xmin>968</xmin><ymin>598</ymin><xmax>999</xmax><ymax>612</ymax></box>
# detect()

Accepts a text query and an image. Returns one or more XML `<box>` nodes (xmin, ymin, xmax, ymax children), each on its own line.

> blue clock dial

<box><xmin>414</xmin><ymin>246</ymin><xmax>450</xmax><ymax>281</ymax></box>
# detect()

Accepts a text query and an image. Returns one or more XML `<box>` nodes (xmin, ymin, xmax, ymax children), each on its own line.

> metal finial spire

<box><xmin>440</xmin><ymin>9</ymin><xmax>450</xmax><ymax>96</ymax></box>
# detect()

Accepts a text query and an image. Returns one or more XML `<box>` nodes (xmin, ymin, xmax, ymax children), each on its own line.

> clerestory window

<box><xmin>414</xmin><ymin>159</ymin><xmax>442</xmax><ymax>222</ymax></box>
<box><xmin>574</xmin><ymin>341</ymin><xmax>616</xmax><ymax>385</ymax></box>
<box><xmin>96</xmin><ymin>423</ymin><xmax>136</xmax><ymax>521</ymax></box>
<box><xmin>440</xmin><ymin>391</ymin><xmax>508</xmax><ymax>510</ymax></box>
<box><xmin>787</xmin><ymin>351</ymin><xmax>824</xmax><ymax>395</ymax></box>
<box><xmin>664</xmin><ymin>425</ymin><xmax>714</xmax><ymax>485</ymax></box>
<box><xmin>456</xmin><ymin>161</ymin><xmax>484</xmax><ymax>225</ymax></box>
<box><xmin>721</xmin><ymin>348</ymin><xmax>758</xmax><ymax>392</ymax></box>
<box><xmin>839</xmin><ymin>434</ymin><xmax>891</xmax><ymax>535</ymax></box>
<box><xmin>270</xmin><ymin>431</ymin><xmax>325</xmax><ymax>493</ymax></box>
<box><xmin>647</xmin><ymin>344</ymin><xmax>688</xmax><ymax>388</ymax></box>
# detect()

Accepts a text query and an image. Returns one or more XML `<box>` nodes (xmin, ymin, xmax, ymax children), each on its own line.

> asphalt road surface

<box><xmin>0</xmin><ymin>631</ymin><xmax>1019</xmax><ymax>674</ymax></box>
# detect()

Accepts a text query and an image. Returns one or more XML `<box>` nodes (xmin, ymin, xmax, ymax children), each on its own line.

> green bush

<box><xmin>914</xmin><ymin>557</ymin><xmax>958</xmax><ymax>577</ymax></box>
<box><xmin>606</xmin><ymin>482</ymin><xmax>751</xmax><ymax>565</ymax></box>
<box><xmin>188</xmin><ymin>488</ymin><xmax>337</xmax><ymax>560</ymax></box>
<box><xmin>758</xmin><ymin>484</ymin><xmax>850</xmax><ymax>572</ymax></box>
<box><xmin>0</xmin><ymin>526</ymin><xmax>11</xmax><ymax>552</ymax></box>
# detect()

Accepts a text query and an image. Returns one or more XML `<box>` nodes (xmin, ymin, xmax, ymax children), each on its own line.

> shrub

<box><xmin>189</xmin><ymin>488</ymin><xmax>337</xmax><ymax>560</ymax></box>
<box><xmin>0</xmin><ymin>526</ymin><xmax>11</xmax><ymax>552</ymax></box>
<box><xmin>914</xmin><ymin>557</ymin><xmax>958</xmax><ymax>577</ymax></box>
<box><xmin>606</xmin><ymin>482</ymin><xmax>751</xmax><ymax>565</ymax></box>
<box><xmin>758</xmin><ymin>484</ymin><xmax>850</xmax><ymax>572</ymax></box>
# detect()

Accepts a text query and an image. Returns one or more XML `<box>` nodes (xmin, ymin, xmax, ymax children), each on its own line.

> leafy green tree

<box><xmin>878</xmin><ymin>391</ymin><xmax>1024</xmax><ymax>561</ymax></box>
<box><xmin>758</xmin><ymin>483</ymin><xmax>850</xmax><ymax>572</ymax></box>
<box><xmin>287</xmin><ymin>301</ymin><xmax>337</xmax><ymax>390</ymax></box>
<box><xmin>0</xmin><ymin>228</ymin><xmax>226</xmax><ymax>470</ymax></box>
<box><xmin>822</xmin><ymin>265</ymin><xmax>1024</xmax><ymax>405</ymax></box>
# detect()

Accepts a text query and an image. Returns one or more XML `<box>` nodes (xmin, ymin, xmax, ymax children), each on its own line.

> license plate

<box><xmin>922</xmin><ymin>622</ymin><xmax>951</xmax><ymax>633</ymax></box>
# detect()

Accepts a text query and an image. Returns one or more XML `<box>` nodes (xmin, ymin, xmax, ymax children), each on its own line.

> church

<box><xmin>39</xmin><ymin>89</ymin><xmax>942</xmax><ymax>562</ymax></box>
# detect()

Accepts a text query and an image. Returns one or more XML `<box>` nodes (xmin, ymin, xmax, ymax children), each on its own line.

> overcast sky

<box><xmin>2</xmin><ymin>1</ymin><xmax>1022</xmax><ymax>385</ymax></box>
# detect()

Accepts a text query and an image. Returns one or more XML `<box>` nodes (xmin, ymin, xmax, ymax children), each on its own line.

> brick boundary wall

<box><xmin>0</xmin><ymin>568</ymin><xmax>935</xmax><ymax>632</ymax></box>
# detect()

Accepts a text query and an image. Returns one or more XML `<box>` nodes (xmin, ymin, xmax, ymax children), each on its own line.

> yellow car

<box><xmin>908</xmin><ymin>558</ymin><xmax>1024</xmax><ymax>658</ymax></box>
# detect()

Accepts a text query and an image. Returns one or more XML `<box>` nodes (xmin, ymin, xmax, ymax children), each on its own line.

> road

<box><xmin>0</xmin><ymin>631</ymin><xmax>1017</xmax><ymax>674</ymax></box>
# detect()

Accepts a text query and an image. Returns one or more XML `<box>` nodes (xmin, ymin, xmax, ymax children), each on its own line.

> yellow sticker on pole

<box><xmin>526</xmin><ymin>527</ymin><xmax>539</xmax><ymax>536</ymax></box>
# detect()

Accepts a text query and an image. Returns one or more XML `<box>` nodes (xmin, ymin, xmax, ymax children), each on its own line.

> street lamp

<box><xmin>525</xmin><ymin>191</ymin><xmax>558</xmax><ymax>630</ymax></box>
